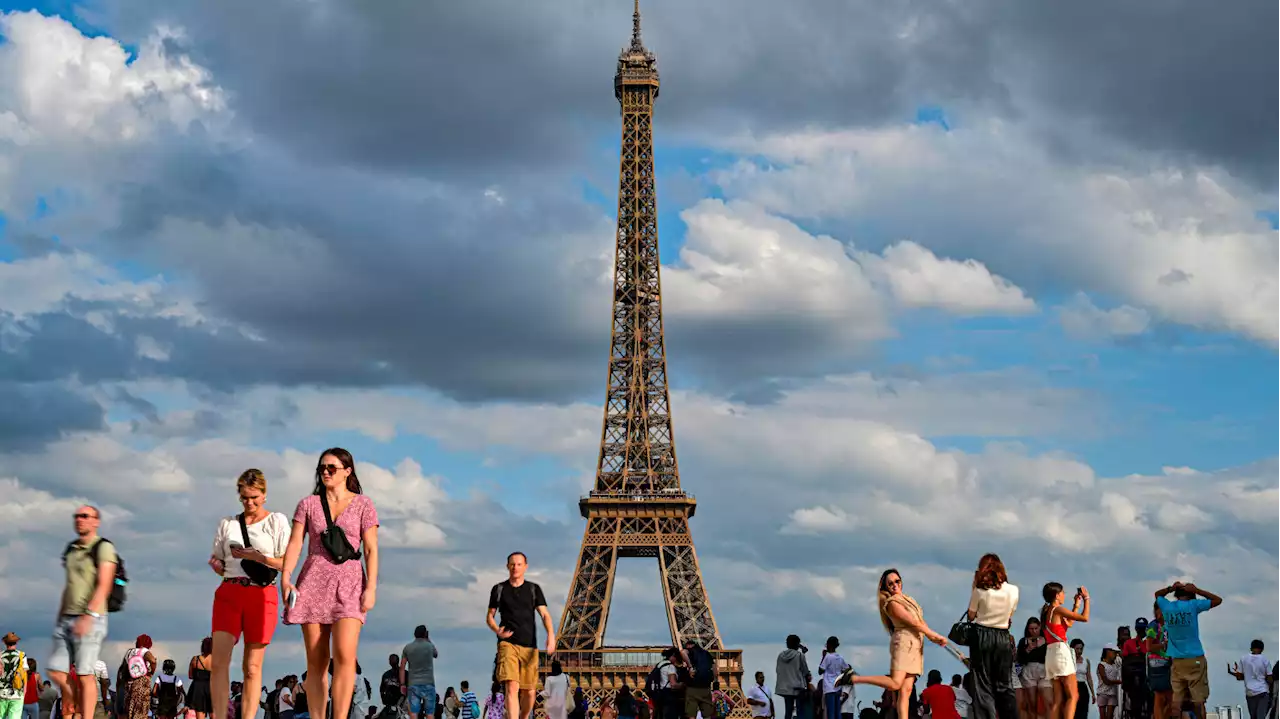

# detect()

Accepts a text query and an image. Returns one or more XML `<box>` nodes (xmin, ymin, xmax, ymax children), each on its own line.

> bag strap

<box><xmin>320</xmin><ymin>493</ymin><xmax>336</xmax><ymax>529</ymax></box>
<box><xmin>237</xmin><ymin>514</ymin><xmax>253</xmax><ymax>549</ymax></box>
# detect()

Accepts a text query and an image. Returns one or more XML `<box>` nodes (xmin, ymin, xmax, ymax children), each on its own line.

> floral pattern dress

<box><xmin>284</xmin><ymin>494</ymin><xmax>379</xmax><ymax>625</ymax></box>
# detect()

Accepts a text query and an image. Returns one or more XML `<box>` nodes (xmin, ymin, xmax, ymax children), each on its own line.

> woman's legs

<box><xmin>1074</xmin><ymin>684</ymin><xmax>1089</xmax><ymax>719</ymax></box>
<box><xmin>302</xmin><ymin>625</ymin><xmax>333</xmax><ymax>719</ymax></box>
<box><xmin>896</xmin><ymin>677</ymin><xmax>916</xmax><ymax>719</ymax></box>
<box><xmin>1100</xmin><ymin>703</ymin><xmax>1113</xmax><ymax>719</ymax></box>
<box><xmin>848</xmin><ymin>672</ymin><xmax>910</xmax><ymax>693</ymax></box>
<box><xmin>211</xmin><ymin>633</ymin><xmax>238</xmax><ymax>719</ymax></box>
<box><xmin>1051</xmin><ymin>677</ymin><xmax>1077</xmax><ymax>719</ymax></box>
<box><xmin>1038</xmin><ymin>683</ymin><xmax>1053</xmax><ymax>719</ymax></box>
<box><xmin>328</xmin><ymin>620</ymin><xmax>364</xmax><ymax>719</ymax></box>
<box><xmin>241</xmin><ymin>644</ymin><xmax>267</xmax><ymax>719</ymax></box>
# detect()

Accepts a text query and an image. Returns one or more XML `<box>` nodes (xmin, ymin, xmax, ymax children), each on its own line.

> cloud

<box><xmin>712</xmin><ymin>123</ymin><xmax>1278</xmax><ymax>345</ymax></box>
<box><xmin>858</xmin><ymin>240</ymin><xmax>1037</xmax><ymax>315</ymax></box>
<box><xmin>1058</xmin><ymin>293</ymin><xmax>1151</xmax><ymax>340</ymax></box>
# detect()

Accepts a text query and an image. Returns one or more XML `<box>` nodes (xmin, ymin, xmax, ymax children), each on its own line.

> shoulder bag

<box><xmin>319</xmin><ymin>494</ymin><xmax>363</xmax><ymax>564</ymax></box>
<box><xmin>948</xmin><ymin>609</ymin><xmax>973</xmax><ymax>647</ymax></box>
<box><xmin>237</xmin><ymin>514</ymin><xmax>280</xmax><ymax>586</ymax></box>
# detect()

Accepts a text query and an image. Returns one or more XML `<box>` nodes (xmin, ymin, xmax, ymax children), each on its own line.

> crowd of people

<box><xmin>7</xmin><ymin>452</ymin><xmax>1275</xmax><ymax>719</ymax></box>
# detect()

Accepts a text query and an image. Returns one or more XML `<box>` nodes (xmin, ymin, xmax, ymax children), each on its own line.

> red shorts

<box><xmin>212</xmin><ymin>581</ymin><xmax>279</xmax><ymax>645</ymax></box>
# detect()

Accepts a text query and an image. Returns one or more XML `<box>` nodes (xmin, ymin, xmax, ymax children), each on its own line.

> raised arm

<box><xmin>888</xmin><ymin>601</ymin><xmax>947</xmax><ymax>645</ymax></box>
<box><xmin>1054</xmin><ymin>588</ymin><xmax>1090</xmax><ymax>624</ymax></box>
<box><xmin>1182</xmin><ymin>583</ymin><xmax>1222</xmax><ymax>609</ymax></box>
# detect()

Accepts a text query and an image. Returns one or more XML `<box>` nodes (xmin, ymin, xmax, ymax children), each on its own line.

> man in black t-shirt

<box><xmin>486</xmin><ymin>552</ymin><xmax>556</xmax><ymax>719</ymax></box>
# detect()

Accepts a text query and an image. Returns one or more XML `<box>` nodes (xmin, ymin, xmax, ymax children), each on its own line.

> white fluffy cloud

<box><xmin>1058</xmin><ymin>292</ymin><xmax>1152</xmax><ymax>340</ymax></box>
<box><xmin>858</xmin><ymin>240</ymin><xmax>1037</xmax><ymax>315</ymax></box>
<box><xmin>710</xmin><ymin>122</ymin><xmax>1278</xmax><ymax>345</ymax></box>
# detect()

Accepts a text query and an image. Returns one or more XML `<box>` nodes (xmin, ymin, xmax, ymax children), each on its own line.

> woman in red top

<box><xmin>1039</xmin><ymin>583</ymin><xmax>1090</xmax><ymax>719</ymax></box>
<box><xmin>22</xmin><ymin>658</ymin><xmax>41</xmax><ymax>719</ymax></box>
<box><xmin>920</xmin><ymin>671</ymin><xmax>960</xmax><ymax>719</ymax></box>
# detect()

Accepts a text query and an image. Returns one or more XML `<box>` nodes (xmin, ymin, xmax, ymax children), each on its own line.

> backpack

<box><xmin>157</xmin><ymin>676</ymin><xmax>180</xmax><ymax>705</ymax></box>
<box><xmin>644</xmin><ymin>661</ymin><xmax>669</xmax><ymax>695</ymax></box>
<box><xmin>124</xmin><ymin>649</ymin><xmax>148</xmax><ymax>680</ymax></box>
<box><xmin>1</xmin><ymin>650</ymin><xmax>26</xmax><ymax>694</ymax></box>
<box><xmin>63</xmin><ymin>539</ymin><xmax>128</xmax><ymax>612</ymax></box>
<box><xmin>686</xmin><ymin>647</ymin><xmax>714</xmax><ymax>689</ymax></box>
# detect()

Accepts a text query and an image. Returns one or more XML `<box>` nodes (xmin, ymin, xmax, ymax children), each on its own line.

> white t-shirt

<box><xmin>818</xmin><ymin>653</ymin><xmax>851</xmax><ymax>694</ymax></box>
<box><xmin>94</xmin><ymin>661</ymin><xmax>109</xmax><ymax>681</ymax></box>
<box><xmin>154</xmin><ymin>674</ymin><xmax>185</xmax><ymax>690</ymax></box>
<box><xmin>1240</xmin><ymin>654</ymin><xmax>1271</xmax><ymax>696</ymax></box>
<box><xmin>277</xmin><ymin>687</ymin><xmax>293</xmax><ymax>713</ymax></box>
<box><xmin>212</xmin><ymin>512</ymin><xmax>291</xmax><ymax>581</ymax></box>
<box><xmin>746</xmin><ymin>685</ymin><xmax>772</xmax><ymax>718</ymax></box>
<box><xmin>840</xmin><ymin>687</ymin><xmax>857</xmax><ymax>716</ymax></box>
<box><xmin>659</xmin><ymin>662</ymin><xmax>678</xmax><ymax>690</ymax></box>
<box><xmin>969</xmin><ymin>583</ymin><xmax>1020</xmax><ymax>629</ymax></box>
<box><xmin>953</xmin><ymin>687</ymin><xmax>971</xmax><ymax>718</ymax></box>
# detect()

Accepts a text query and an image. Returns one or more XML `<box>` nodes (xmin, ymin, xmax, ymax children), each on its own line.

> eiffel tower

<box><xmin>541</xmin><ymin>1</ymin><xmax>745</xmax><ymax>714</ymax></box>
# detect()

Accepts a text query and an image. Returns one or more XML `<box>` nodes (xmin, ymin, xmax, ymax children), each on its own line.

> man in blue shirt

<box><xmin>1155</xmin><ymin>582</ymin><xmax>1223</xmax><ymax>719</ymax></box>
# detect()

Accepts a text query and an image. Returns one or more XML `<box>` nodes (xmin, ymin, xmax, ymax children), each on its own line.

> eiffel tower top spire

<box><xmin>616</xmin><ymin>0</ymin><xmax>658</xmax><ymax>98</ymax></box>
<box><xmin>630</xmin><ymin>0</ymin><xmax>644</xmax><ymax>51</ymax></box>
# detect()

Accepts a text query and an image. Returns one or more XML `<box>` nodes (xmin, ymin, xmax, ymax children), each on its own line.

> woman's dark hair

<box><xmin>974</xmin><ymin>554</ymin><xmax>1007</xmax><ymax>590</ymax></box>
<box><xmin>879</xmin><ymin>568</ymin><xmax>901</xmax><ymax>593</ymax></box>
<box><xmin>314</xmin><ymin>447</ymin><xmax>363</xmax><ymax>495</ymax></box>
<box><xmin>490</xmin><ymin>681</ymin><xmax>501</xmax><ymax>700</ymax></box>
<box><xmin>201</xmin><ymin>637</ymin><xmax>213</xmax><ymax>655</ymax></box>
<box><xmin>825</xmin><ymin>636</ymin><xmax>839</xmax><ymax>651</ymax></box>
<box><xmin>1023</xmin><ymin>616</ymin><xmax>1041</xmax><ymax>638</ymax></box>
<box><xmin>550</xmin><ymin>660</ymin><xmax>563</xmax><ymax>676</ymax></box>
<box><xmin>926</xmin><ymin>670</ymin><xmax>942</xmax><ymax>687</ymax></box>
<box><xmin>26</xmin><ymin>658</ymin><xmax>36</xmax><ymax>671</ymax></box>
<box><xmin>136</xmin><ymin>634</ymin><xmax>153</xmax><ymax>649</ymax></box>
<box><xmin>1070</xmin><ymin>638</ymin><xmax>1084</xmax><ymax>650</ymax></box>
<box><xmin>1040</xmin><ymin>582</ymin><xmax>1064</xmax><ymax>626</ymax></box>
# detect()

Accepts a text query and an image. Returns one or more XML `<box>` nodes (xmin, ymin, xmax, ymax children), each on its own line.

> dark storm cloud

<box><xmin>0</xmin><ymin>381</ymin><xmax>104</xmax><ymax>449</ymax></box>
<box><xmin>94</xmin><ymin>0</ymin><xmax>981</xmax><ymax>174</ymax></box>
<box><xmin>987</xmin><ymin>0</ymin><xmax>1277</xmax><ymax>187</ymax></box>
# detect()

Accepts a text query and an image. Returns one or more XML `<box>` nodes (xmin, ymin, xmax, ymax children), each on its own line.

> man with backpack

<box><xmin>645</xmin><ymin>649</ymin><xmax>679</xmax><ymax>719</ymax></box>
<box><xmin>1</xmin><ymin>633</ymin><xmax>29</xmax><ymax>719</ymax></box>
<box><xmin>49</xmin><ymin>507</ymin><xmax>118</xmax><ymax>719</ymax></box>
<box><xmin>680</xmin><ymin>640</ymin><xmax>716</xmax><ymax>719</ymax></box>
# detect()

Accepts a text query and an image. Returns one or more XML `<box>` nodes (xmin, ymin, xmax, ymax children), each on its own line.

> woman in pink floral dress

<box><xmin>281</xmin><ymin>447</ymin><xmax>380</xmax><ymax>719</ymax></box>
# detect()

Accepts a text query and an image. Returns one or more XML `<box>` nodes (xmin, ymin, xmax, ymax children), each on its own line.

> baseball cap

<box><xmin>1103</xmin><ymin>643</ymin><xmax>1118</xmax><ymax>652</ymax></box>
<box><xmin>1134</xmin><ymin>617</ymin><xmax>1149</xmax><ymax>629</ymax></box>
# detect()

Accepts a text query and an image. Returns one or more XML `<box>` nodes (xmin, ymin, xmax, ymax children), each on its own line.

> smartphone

<box><xmin>228</xmin><ymin>541</ymin><xmax>243</xmax><ymax>550</ymax></box>
<box><xmin>287</xmin><ymin>589</ymin><xmax>298</xmax><ymax>610</ymax></box>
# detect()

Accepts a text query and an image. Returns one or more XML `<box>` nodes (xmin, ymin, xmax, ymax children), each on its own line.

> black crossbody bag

<box><xmin>237</xmin><ymin>514</ymin><xmax>279</xmax><ymax>586</ymax></box>
<box><xmin>319</xmin><ymin>493</ymin><xmax>363</xmax><ymax>564</ymax></box>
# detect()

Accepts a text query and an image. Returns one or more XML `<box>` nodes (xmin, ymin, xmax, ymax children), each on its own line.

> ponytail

<box><xmin>1040</xmin><ymin>582</ymin><xmax>1064</xmax><ymax>627</ymax></box>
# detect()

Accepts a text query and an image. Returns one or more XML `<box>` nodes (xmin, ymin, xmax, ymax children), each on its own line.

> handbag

<box><xmin>948</xmin><ymin>610</ymin><xmax>973</xmax><ymax>647</ymax></box>
<box><xmin>236</xmin><ymin>514</ymin><xmax>279</xmax><ymax>586</ymax></box>
<box><xmin>319</xmin><ymin>493</ymin><xmax>363</xmax><ymax>564</ymax></box>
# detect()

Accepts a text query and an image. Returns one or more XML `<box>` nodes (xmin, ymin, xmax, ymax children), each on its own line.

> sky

<box><xmin>0</xmin><ymin>0</ymin><xmax>1276</xmax><ymax>708</ymax></box>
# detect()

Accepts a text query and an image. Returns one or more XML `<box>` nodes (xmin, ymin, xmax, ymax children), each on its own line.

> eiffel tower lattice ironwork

<box><xmin>541</xmin><ymin>1</ymin><xmax>746</xmax><ymax>715</ymax></box>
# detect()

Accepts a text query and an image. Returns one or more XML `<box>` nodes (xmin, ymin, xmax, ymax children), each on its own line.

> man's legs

<box><xmin>782</xmin><ymin>696</ymin><xmax>797</xmax><ymax>719</ymax></box>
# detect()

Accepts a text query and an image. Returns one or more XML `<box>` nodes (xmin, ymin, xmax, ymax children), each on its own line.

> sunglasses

<box><xmin>73</xmin><ymin>513</ymin><xmax>96</xmax><ymax>520</ymax></box>
<box><xmin>318</xmin><ymin>464</ymin><xmax>345</xmax><ymax>475</ymax></box>
<box><xmin>886</xmin><ymin>578</ymin><xmax>903</xmax><ymax>587</ymax></box>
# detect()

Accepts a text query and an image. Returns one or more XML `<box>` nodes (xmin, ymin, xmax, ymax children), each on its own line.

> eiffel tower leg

<box><xmin>657</xmin><ymin>517</ymin><xmax>722</xmax><ymax>650</ymax></box>
<box><xmin>557</xmin><ymin>518</ymin><xmax>620</xmax><ymax>650</ymax></box>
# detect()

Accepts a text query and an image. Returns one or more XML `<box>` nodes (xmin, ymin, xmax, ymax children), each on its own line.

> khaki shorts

<box><xmin>1171</xmin><ymin>657</ymin><xmax>1209</xmax><ymax>705</ymax></box>
<box><xmin>496</xmin><ymin>642</ymin><xmax>540</xmax><ymax>691</ymax></box>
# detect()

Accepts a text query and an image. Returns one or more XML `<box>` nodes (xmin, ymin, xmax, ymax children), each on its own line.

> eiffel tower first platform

<box><xmin>539</xmin><ymin>1</ymin><xmax>746</xmax><ymax>715</ymax></box>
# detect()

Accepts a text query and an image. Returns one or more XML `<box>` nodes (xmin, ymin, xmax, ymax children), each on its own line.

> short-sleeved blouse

<box><xmin>211</xmin><ymin>512</ymin><xmax>291</xmax><ymax>582</ymax></box>
<box><xmin>283</xmin><ymin>493</ymin><xmax>379</xmax><ymax>625</ymax></box>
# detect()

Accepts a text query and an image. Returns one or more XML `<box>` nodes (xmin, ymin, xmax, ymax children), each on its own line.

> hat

<box><xmin>1</xmin><ymin>632</ymin><xmax>18</xmax><ymax>645</ymax></box>
<box><xmin>1134</xmin><ymin>617</ymin><xmax>1149</xmax><ymax>629</ymax></box>
<box><xmin>1103</xmin><ymin>643</ymin><xmax>1118</xmax><ymax>652</ymax></box>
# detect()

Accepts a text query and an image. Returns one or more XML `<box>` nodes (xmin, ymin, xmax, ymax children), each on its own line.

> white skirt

<box><xmin>1045</xmin><ymin>642</ymin><xmax>1075</xmax><ymax>679</ymax></box>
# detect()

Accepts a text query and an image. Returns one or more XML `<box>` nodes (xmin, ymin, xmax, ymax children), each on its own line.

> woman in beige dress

<box><xmin>838</xmin><ymin>568</ymin><xmax>949</xmax><ymax>719</ymax></box>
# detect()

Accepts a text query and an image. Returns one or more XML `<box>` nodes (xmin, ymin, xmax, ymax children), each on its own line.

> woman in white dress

<box><xmin>541</xmin><ymin>661</ymin><xmax>571</xmax><ymax>719</ymax></box>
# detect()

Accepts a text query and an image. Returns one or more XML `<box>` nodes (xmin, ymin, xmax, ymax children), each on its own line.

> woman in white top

<box><xmin>540</xmin><ymin>661</ymin><xmax>570</xmax><ymax>719</ymax></box>
<box><xmin>1068</xmin><ymin>640</ymin><xmax>1093</xmax><ymax>719</ymax></box>
<box><xmin>965</xmin><ymin>554</ymin><xmax>1020</xmax><ymax>719</ymax></box>
<box><xmin>207</xmin><ymin>469</ymin><xmax>291</xmax><ymax>719</ymax></box>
